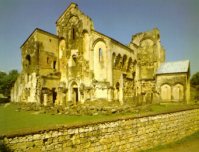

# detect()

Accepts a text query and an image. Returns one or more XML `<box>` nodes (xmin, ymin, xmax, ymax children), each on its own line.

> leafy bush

<box><xmin>191</xmin><ymin>72</ymin><xmax>199</xmax><ymax>86</ymax></box>
<box><xmin>0</xmin><ymin>70</ymin><xmax>19</xmax><ymax>98</ymax></box>
<box><xmin>191</xmin><ymin>72</ymin><xmax>199</xmax><ymax>102</ymax></box>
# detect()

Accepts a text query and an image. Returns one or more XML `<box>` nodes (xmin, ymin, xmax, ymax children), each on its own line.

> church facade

<box><xmin>11</xmin><ymin>3</ymin><xmax>190</xmax><ymax>106</ymax></box>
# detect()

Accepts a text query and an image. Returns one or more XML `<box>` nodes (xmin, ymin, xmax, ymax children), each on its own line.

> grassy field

<box><xmin>143</xmin><ymin>130</ymin><xmax>199</xmax><ymax>152</ymax></box>
<box><xmin>0</xmin><ymin>103</ymin><xmax>131</xmax><ymax>136</ymax></box>
<box><xmin>0</xmin><ymin>102</ymin><xmax>198</xmax><ymax>136</ymax></box>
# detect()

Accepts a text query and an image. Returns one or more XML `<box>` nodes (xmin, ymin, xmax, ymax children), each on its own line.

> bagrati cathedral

<box><xmin>11</xmin><ymin>3</ymin><xmax>190</xmax><ymax>106</ymax></box>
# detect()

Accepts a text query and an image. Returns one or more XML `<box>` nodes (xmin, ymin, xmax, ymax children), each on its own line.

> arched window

<box><xmin>72</xmin><ymin>54</ymin><xmax>77</xmax><ymax>66</ymax></box>
<box><xmin>53</xmin><ymin>61</ymin><xmax>56</xmax><ymax>69</ymax></box>
<box><xmin>127</xmin><ymin>58</ymin><xmax>132</xmax><ymax>71</ymax></box>
<box><xmin>122</xmin><ymin>55</ymin><xmax>127</xmax><ymax>68</ymax></box>
<box><xmin>26</xmin><ymin>55</ymin><xmax>31</xmax><ymax>65</ymax></box>
<box><xmin>99</xmin><ymin>48</ymin><xmax>103</xmax><ymax>62</ymax></box>
<box><xmin>72</xmin><ymin>28</ymin><xmax>76</xmax><ymax>40</ymax></box>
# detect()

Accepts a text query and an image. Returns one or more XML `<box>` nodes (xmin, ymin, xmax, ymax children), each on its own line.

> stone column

<box><xmin>119</xmin><ymin>88</ymin><xmax>123</xmax><ymax>105</ymax></box>
<box><xmin>43</xmin><ymin>94</ymin><xmax>48</xmax><ymax>106</ymax></box>
<box><xmin>108</xmin><ymin>88</ymin><xmax>113</xmax><ymax>102</ymax></box>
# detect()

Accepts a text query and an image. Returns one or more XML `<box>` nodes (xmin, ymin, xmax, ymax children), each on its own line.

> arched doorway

<box><xmin>52</xmin><ymin>88</ymin><xmax>57</xmax><ymax>104</ymax></box>
<box><xmin>161</xmin><ymin>84</ymin><xmax>171</xmax><ymax>101</ymax></box>
<box><xmin>71</xmin><ymin>82</ymin><xmax>79</xmax><ymax>104</ymax></box>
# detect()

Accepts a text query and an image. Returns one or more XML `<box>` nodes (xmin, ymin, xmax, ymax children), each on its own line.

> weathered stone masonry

<box><xmin>11</xmin><ymin>2</ymin><xmax>190</xmax><ymax>106</ymax></box>
<box><xmin>1</xmin><ymin>108</ymin><xmax>199</xmax><ymax>152</ymax></box>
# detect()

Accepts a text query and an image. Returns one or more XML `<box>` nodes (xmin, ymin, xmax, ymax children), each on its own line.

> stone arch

<box><xmin>115</xmin><ymin>54</ymin><xmax>121</xmax><ymax>68</ymax></box>
<box><xmin>92</xmin><ymin>38</ymin><xmax>106</xmax><ymax>51</ymax></box>
<box><xmin>122</xmin><ymin>55</ymin><xmax>127</xmax><ymax>69</ymax></box>
<box><xmin>161</xmin><ymin>84</ymin><xmax>171</xmax><ymax>101</ymax></box>
<box><xmin>67</xmin><ymin>15</ymin><xmax>81</xmax><ymax>39</ymax></box>
<box><xmin>82</xmin><ymin>30</ymin><xmax>89</xmax><ymax>60</ymax></box>
<box><xmin>172</xmin><ymin>83</ymin><xmax>184</xmax><ymax>101</ymax></box>
<box><xmin>93</xmin><ymin>40</ymin><xmax>107</xmax><ymax>81</ymax></box>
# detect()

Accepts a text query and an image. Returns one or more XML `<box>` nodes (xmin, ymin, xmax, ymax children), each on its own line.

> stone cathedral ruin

<box><xmin>11</xmin><ymin>3</ymin><xmax>190</xmax><ymax>107</ymax></box>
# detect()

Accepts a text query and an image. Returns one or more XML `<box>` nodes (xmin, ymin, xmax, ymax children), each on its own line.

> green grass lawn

<box><xmin>0</xmin><ymin>103</ymin><xmax>198</xmax><ymax>136</ymax></box>
<box><xmin>0</xmin><ymin>103</ymin><xmax>134</xmax><ymax>136</ymax></box>
<box><xmin>143</xmin><ymin>130</ymin><xmax>199</xmax><ymax>152</ymax></box>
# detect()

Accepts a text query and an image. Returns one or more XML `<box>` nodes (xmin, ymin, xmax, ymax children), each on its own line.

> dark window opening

<box><xmin>99</xmin><ymin>48</ymin><xmax>103</xmax><ymax>62</ymax></box>
<box><xmin>116</xmin><ymin>82</ymin><xmax>120</xmax><ymax>90</ymax></box>
<box><xmin>26</xmin><ymin>55</ymin><xmax>31</xmax><ymax>65</ymax></box>
<box><xmin>72</xmin><ymin>28</ymin><xmax>76</xmax><ymax>40</ymax></box>
<box><xmin>53</xmin><ymin>61</ymin><xmax>56</xmax><ymax>69</ymax></box>
<box><xmin>52</xmin><ymin>88</ymin><xmax>57</xmax><ymax>104</ymax></box>
<box><xmin>72</xmin><ymin>55</ymin><xmax>77</xmax><ymax>65</ymax></box>
<box><xmin>73</xmin><ymin>88</ymin><xmax>78</xmax><ymax>103</ymax></box>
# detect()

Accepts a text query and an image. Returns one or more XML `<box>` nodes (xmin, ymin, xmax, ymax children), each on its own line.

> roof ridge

<box><xmin>164</xmin><ymin>60</ymin><xmax>189</xmax><ymax>64</ymax></box>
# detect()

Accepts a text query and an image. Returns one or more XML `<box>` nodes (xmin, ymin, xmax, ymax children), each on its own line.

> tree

<box><xmin>0</xmin><ymin>70</ymin><xmax>19</xmax><ymax>97</ymax></box>
<box><xmin>191</xmin><ymin>72</ymin><xmax>199</xmax><ymax>102</ymax></box>
<box><xmin>191</xmin><ymin>72</ymin><xmax>199</xmax><ymax>86</ymax></box>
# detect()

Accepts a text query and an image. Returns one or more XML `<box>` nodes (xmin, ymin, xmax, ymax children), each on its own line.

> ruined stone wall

<box><xmin>2</xmin><ymin>108</ymin><xmax>199</xmax><ymax>152</ymax></box>
<box><xmin>123</xmin><ymin>77</ymin><xmax>135</xmax><ymax>101</ymax></box>
<box><xmin>36</xmin><ymin>32</ymin><xmax>58</xmax><ymax>76</ymax></box>
<box><xmin>11</xmin><ymin>72</ymin><xmax>40</xmax><ymax>103</ymax></box>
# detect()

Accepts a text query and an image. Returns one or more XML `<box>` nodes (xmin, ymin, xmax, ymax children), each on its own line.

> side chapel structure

<box><xmin>11</xmin><ymin>3</ymin><xmax>190</xmax><ymax>106</ymax></box>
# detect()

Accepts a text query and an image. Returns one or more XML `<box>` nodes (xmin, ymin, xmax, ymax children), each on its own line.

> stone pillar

<box><xmin>114</xmin><ymin>89</ymin><xmax>118</xmax><ymax>101</ymax></box>
<box><xmin>119</xmin><ymin>88</ymin><xmax>123</xmax><ymax>105</ymax></box>
<box><xmin>43</xmin><ymin>94</ymin><xmax>48</xmax><ymax>106</ymax></box>
<box><xmin>108</xmin><ymin>88</ymin><xmax>113</xmax><ymax>101</ymax></box>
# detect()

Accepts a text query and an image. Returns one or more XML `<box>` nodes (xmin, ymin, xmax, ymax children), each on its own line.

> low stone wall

<box><xmin>1</xmin><ymin>108</ymin><xmax>199</xmax><ymax>152</ymax></box>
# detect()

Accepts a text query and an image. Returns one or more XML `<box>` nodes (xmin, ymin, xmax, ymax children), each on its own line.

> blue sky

<box><xmin>0</xmin><ymin>0</ymin><xmax>198</xmax><ymax>75</ymax></box>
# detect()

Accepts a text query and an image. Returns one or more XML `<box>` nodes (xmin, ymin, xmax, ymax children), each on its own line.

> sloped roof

<box><xmin>156</xmin><ymin>60</ymin><xmax>190</xmax><ymax>74</ymax></box>
<box><xmin>20</xmin><ymin>28</ymin><xmax>58</xmax><ymax>48</ymax></box>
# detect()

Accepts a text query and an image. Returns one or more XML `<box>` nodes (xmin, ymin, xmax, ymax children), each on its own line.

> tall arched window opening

<box><xmin>99</xmin><ymin>48</ymin><xmax>103</xmax><ymax>62</ymax></box>
<box><xmin>53</xmin><ymin>61</ymin><xmax>56</xmax><ymax>69</ymax></box>
<box><xmin>72</xmin><ymin>28</ymin><xmax>76</xmax><ymax>40</ymax></box>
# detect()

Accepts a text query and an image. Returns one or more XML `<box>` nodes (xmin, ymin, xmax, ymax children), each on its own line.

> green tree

<box><xmin>191</xmin><ymin>72</ymin><xmax>199</xmax><ymax>102</ymax></box>
<box><xmin>0</xmin><ymin>70</ymin><xmax>19</xmax><ymax>97</ymax></box>
<box><xmin>191</xmin><ymin>72</ymin><xmax>199</xmax><ymax>86</ymax></box>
